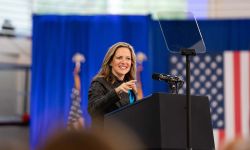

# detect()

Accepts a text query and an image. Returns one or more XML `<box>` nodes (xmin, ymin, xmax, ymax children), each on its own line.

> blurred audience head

<box><xmin>221</xmin><ymin>137</ymin><xmax>250</xmax><ymax>150</ymax></box>
<box><xmin>39</xmin><ymin>119</ymin><xmax>144</xmax><ymax>150</ymax></box>
<box><xmin>38</xmin><ymin>129</ymin><xmax>114</xmax><ymax>150</ymax></box>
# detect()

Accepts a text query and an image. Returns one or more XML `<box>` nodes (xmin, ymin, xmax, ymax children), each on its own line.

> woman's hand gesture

<box><xmin>115</xmin><ymin>80</ymin><xmax>137</xmax><ymax>94</ymax></box>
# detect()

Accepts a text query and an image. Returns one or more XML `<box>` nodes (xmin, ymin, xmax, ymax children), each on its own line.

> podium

<box><xmin>104</xmin><ymin>93</ymin><xmax>215</xmax><ymax>150</ymax></box>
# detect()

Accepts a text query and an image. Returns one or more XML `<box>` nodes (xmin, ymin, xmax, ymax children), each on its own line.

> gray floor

<box><xmin>0</xmin><ymin>126</ymin><xmax>29</xmax><ymax>150</ymax></box>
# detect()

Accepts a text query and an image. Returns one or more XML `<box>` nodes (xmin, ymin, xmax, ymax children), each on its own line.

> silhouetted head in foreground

<box><xmin>38</xmin><ymin>130</ymin><xmax>114</xmax><ymax>150</ymax></box>
<box><xmin>221</xmin><ymin>137</ymin><xmax>250</xmax><ymax>150</ymax></box>
<box><xmin>39</xmin><ymin>124</ymin><xmax>144</xmax><ymax>150</ymax></box>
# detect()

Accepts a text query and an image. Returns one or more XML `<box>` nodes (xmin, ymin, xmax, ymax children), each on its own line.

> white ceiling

<box><xmin>0</xmin><ymin>0</ymin><xmax>249</xmax><ymax>37</ymax></box>
<box><xmin>0</xmin><ymin>0</ymin><xmax>250</xmax><ymax>65</ymax></box>
<box><xmin>0</xmin><ymin>0</ymin><xmax>32</xmax><ymax>36</ymax></box>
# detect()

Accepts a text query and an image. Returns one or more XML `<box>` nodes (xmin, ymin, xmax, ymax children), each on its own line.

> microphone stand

<box><xmin>181</xmin><ymin>48</ymin><xmax>196</xmax><ymax>150</ymax></box>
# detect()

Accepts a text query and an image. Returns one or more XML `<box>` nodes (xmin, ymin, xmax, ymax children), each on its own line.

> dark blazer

<box><xmin>88</xmin><ymin>76</ymin><xmax>136</xmax><ymax>127</ymax></box>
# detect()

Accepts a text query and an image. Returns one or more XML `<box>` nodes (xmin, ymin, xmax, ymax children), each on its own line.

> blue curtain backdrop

<box><xmin>198</xmin><ymin>19</ymin><xmax>250</xmax><ymax>51</ymax></box>
<box><xmin>31</xmin><ymin>15</ymin><xmax>152</xmax><ymax>149</ymax></box>
<box><xmin>31</xmin><ymin>15</ymin><xmax>250</xmax><ymax>149</ymax></box>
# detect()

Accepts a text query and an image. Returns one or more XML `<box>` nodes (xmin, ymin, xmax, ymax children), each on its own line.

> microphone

<box><xmin>152</xmin><ymin>73</ymin><xmax>184</xmax><ymax>94</ymax></box>
<box><xmin>152</xmin><ymin>73</ymin><xmax>183</xmax><ymax>83</ymax></box>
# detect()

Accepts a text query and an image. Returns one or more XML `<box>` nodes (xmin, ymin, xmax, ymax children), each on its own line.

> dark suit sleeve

<box><xmin>88</xmin><ymin>80</ymin><xmax>120</xmax><ymax>116</ymax></box>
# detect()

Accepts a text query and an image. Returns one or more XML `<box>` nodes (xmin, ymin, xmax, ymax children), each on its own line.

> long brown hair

<box><xmin>94</xmin><ymin>42</ymin><xmax>136</xmax><ymax>83</ymax></box>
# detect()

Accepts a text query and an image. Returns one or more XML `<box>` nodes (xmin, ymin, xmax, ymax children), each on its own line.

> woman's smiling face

<box><xmin>110</xmin><ymin>47</ymin><xmax>132</xmax><ymax>80</ymax></box>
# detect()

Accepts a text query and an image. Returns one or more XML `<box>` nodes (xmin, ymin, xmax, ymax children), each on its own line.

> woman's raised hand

<box><xmin>115</xmin><ymin>80</ymin><xmax>137</xmax><ymax>94</ymax></box>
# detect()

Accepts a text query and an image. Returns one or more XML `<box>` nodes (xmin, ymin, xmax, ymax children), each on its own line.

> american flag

<box><xmin>67</xmin><ymin>87</ymin><xmax>83</xmax><ymax>129</ymax></box>
<box><xmin>169</xmin><ymin>51</ymin><xmax>250</xmax><ymax>149</ymax></box>
<box><xmin>67</xmin><ymin>53</ymin><xmax>85</xmax><ymax>129</ymax></box>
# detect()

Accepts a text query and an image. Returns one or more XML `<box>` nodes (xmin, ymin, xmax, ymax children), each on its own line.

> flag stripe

<box><xmin>218</xmin><ymin>130</ymin><xmax>225</xmax><ymax>149</ymax></box>
<box><xmin>249</xmin><ymin>52</ymin><xmax>250</xmax><ymax>135</ymax></box>
<box><xmin>213</xmin><ymin>130</ymin><xmax>218</xmax><ymax>149</ymax></box>
<box><xmin>249</xmin><ymin>52</ymin><xmax>250</xmax><ymax>134</ymax></box>
<box><xmin>233</xmin><ymin>51</ymin><xmax>242</xmax><ymax>137</ymax></box>
<box><xmin>240</xmin><ymin>51</ymin><xmax>250</xmax><ymax>137</ymax></box>
<box><xmin>224</xmin><ymin>51</ymin><xmax>235</xmax><ymax>140</ymax></box>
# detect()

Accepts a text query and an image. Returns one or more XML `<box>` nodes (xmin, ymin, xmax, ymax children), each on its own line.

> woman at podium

<box><xmin>88</xmin><ymin>42</ymin><xmax>137</xmax><ymax>127</ymax></box>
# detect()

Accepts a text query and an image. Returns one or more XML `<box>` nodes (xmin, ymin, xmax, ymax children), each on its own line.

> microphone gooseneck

<box><xmin>152</xmin><ymin>73</ymin><xmax>183</xmax><ymax>83</ymax></box>
<box><xmin>152</xmin><ymin>73</ymin><xmax>184</xmax><ymax>94</ymax></box>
